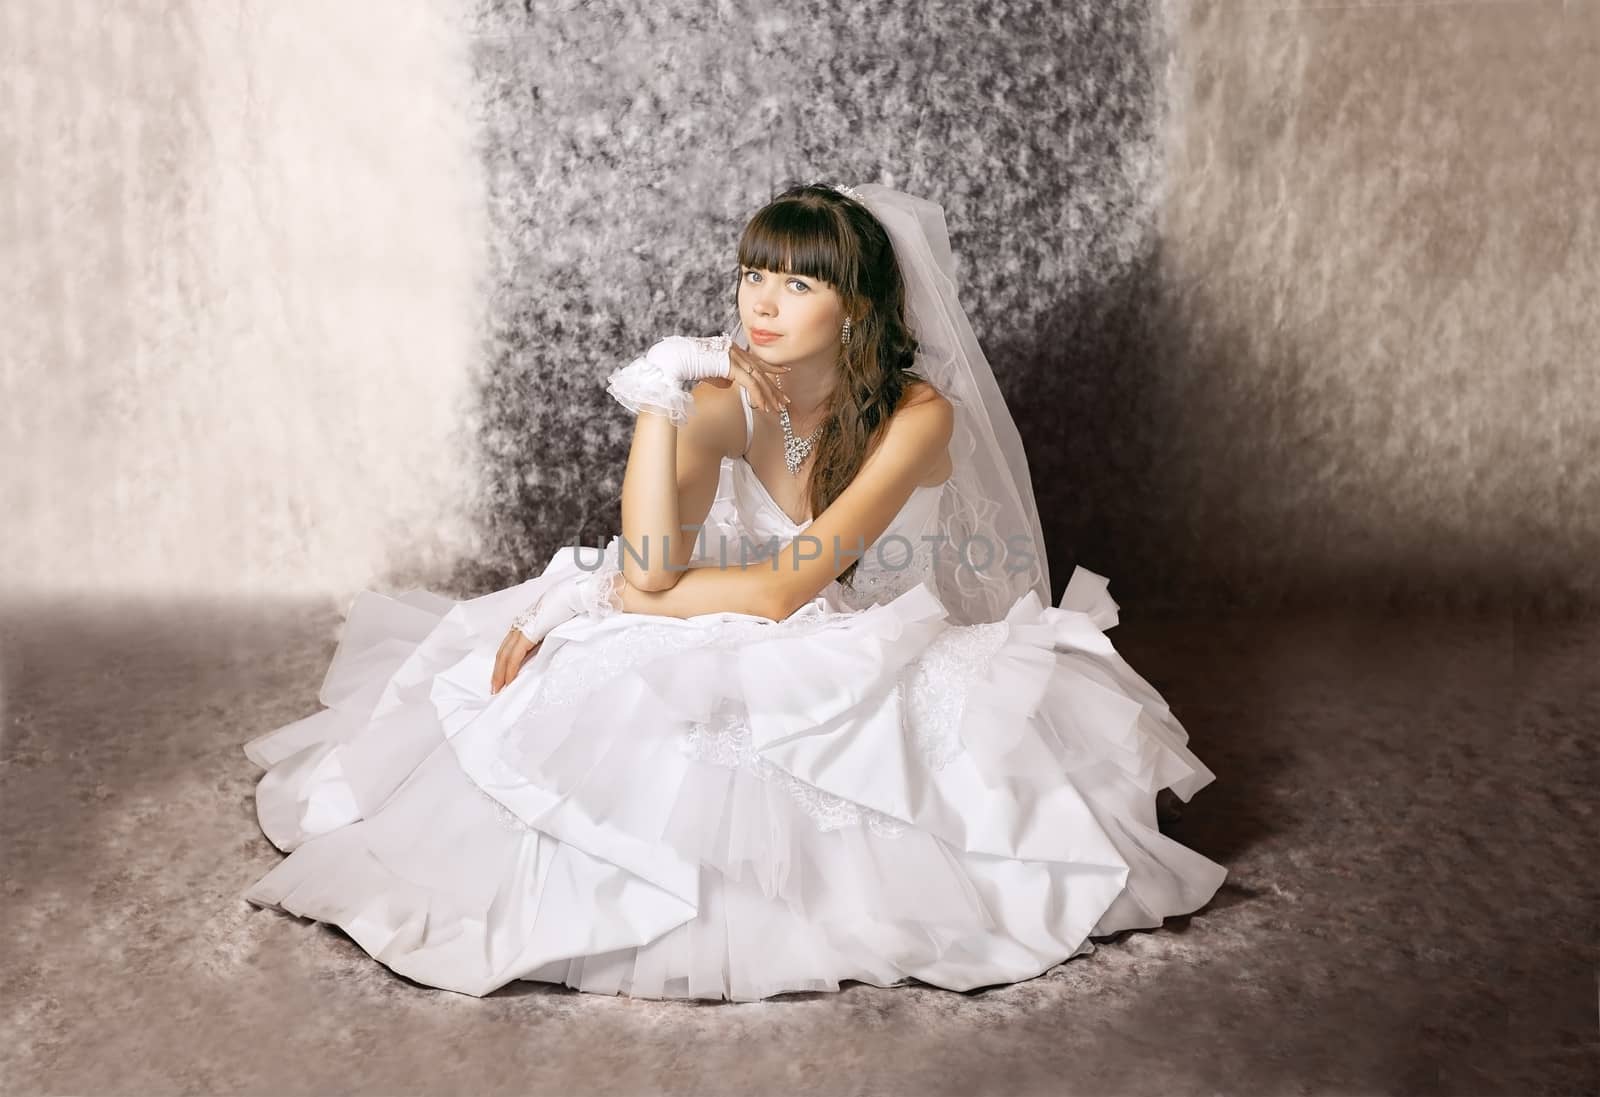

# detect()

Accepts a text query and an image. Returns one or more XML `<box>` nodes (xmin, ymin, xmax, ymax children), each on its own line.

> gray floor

<box><xmin>2</xmin><ymin>595</ymin><xmax>1594</xmax><ymax>1096</ymax></box>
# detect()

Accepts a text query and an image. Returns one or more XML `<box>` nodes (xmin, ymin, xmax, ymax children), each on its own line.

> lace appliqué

<box><xmin>476</xmin><ymin>782</ymin><xmax>536</xmax><ymax>833</ymax></box>
<box><xmin>523</xmin><ymin>622</ymin><xmax>712</xmax><ymax>713</ymax></box>
<box><xmin>506</xmin><ymin>560</ymin><xmax>620</xmax><ymax>641</ymax></box>
<box><xmin>575</xmin><ymin>541</ymin><xmax>625</xmax><ymax>618</ymax></box>
<box><xmin>509</xmin><ymin>601</ymin><xmax>541</xmax><ymax>640</ymax></box>
<box><xmin>678</xmin><ymin>700</ymin><xmax>909</xmax><ymax>839</ymax></box>
<box><xmin>834</xmin><ymin>532</ymin><xmax>938</xmax><ymax>611</ymax></box>
<box><xmin>675</xmin><ymin>331</ymin><xmax>734</xmax><ymax>362</ymax></box>
<box><xmin>900</xmin><ymin>621</ymin><xmax>1011</xmax><ymax>771</ymax></box>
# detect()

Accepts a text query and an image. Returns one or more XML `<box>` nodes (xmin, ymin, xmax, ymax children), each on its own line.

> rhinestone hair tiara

<box><xmin>827</xmin><ymin>182</ymin><xmax>866</xmax><ymax>203</ymax></box>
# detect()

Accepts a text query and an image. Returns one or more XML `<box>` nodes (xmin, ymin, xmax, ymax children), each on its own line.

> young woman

<box><xmin>241</xmin><ymin>182</ymin><xmax>1227</xmax><ymax>1002</ymax></box>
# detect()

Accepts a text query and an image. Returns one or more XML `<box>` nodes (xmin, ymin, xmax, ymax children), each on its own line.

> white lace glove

<box><xmin>509</xmin><ymin>542</ymin><xmax>627</xmax><ymax>643</ymax></box>
<box><xmin>508</xmin><ymin>578</ymin><xmax>586</xmax><ymax>644</ymax></box>
<box><xmin>605</xmin><ymin>333</ymin><xmax>733</xmax><ymax>425</ymax></box>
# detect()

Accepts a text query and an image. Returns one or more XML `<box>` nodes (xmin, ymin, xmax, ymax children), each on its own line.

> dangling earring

<box><xmin>840</xmin><ymin>316</ymin><xmax>852</xmax><ymax>345</ymax></box>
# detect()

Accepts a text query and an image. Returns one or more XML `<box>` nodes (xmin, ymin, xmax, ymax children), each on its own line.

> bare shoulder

<box><xmin>891</xmin><ymin>380</ymin><xmax>954</xmax><ymax>435</ymax></box>
<box><xmin>898</xmin><ymin>379</ymin><xmax>949</xmax><ymax>413</ymax></box>
<box><xmin>896</xmin><ymin>382</ymin><xmax>953</xmax><ymax>425</ymax></box>
<box><xmin>877</xmin><ymin>380</ymin><xmax>955</xmax><ymax>486</ymax></box>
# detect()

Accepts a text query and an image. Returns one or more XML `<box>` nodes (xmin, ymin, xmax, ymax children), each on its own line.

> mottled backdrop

<box><xmin>456</xmin><ymin>0</ymin><xmax>1599</xmax><ymax>616</ymax></box>
<box><xmin>5</xmin><ymin>0</ymin><xmax>1594</xmax><ymax>613</ymax></box>
<box><xmin>3</xmin><ymin>5</ymin><xmax>1596</xmax><ymax>1096</ymax></box>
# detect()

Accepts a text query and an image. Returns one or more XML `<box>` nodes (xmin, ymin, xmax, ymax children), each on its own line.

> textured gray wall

<box><xmin>460</xmin><ymin>0</ymin><xmax>1183</xmax><ymax>602</ymax></box>
<box><xmin>7</xmin><ymin>1</ymin><xmax>1593</xmax><ymax>614</ymax></box>
<box><xmin>456</xmin><ymin>0</ymin><xmax>1595</xmax><ymax>614</ymax></box>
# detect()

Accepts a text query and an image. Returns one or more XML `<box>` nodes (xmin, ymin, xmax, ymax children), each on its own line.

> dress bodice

<box><xmin>688</xmin><ymin>386</ymin><xmax>947</xmax><ymax>612</ymax></box>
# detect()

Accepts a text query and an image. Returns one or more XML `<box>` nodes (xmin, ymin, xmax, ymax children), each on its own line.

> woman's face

<box><xmin>737</xmin><ymin>265</ymin><xmax>846</xmax><ymax>370</ymax></box>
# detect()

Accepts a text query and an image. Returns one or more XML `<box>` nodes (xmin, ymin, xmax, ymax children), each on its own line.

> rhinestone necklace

<box><xmin>779</xmin><ymin>405</ymin><xmax>827</xmax><ymax>476</ymax></box>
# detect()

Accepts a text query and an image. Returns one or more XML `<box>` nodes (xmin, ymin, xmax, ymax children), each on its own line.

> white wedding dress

<box><xmin>242</xmin><ymin>385</ymin><xmax>1228</xmax><ymax>1001</ymax></box>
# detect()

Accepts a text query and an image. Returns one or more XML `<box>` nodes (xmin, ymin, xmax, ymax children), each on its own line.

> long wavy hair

<box><xmin>731</xmin><ymin>183</ymin><xmax>927</xmax><ymax>588</ymax></box>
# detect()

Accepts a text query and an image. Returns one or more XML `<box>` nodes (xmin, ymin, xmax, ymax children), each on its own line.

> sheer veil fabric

<box><xmin>739</xmin><ymin>183</ymin><xmax>1054</xmax><ymax>626</ymax></box>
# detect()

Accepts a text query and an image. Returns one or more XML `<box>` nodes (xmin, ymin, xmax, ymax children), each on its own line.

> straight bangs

<box><xmin>736</xmin><ymin>200</ymin><xmax>859</xmax><ymax>295</ymax></box>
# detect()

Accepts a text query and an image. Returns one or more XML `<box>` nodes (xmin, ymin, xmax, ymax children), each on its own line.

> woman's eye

<box><xmin>742</xmin><ymin>270</ymin><xmax>808</xmax><ymax>293</ymax></box>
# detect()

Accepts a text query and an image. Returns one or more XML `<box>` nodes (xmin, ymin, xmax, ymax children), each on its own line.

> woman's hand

<box><xmin>490</xmin><ymin>575</ymin><xmax>592</xmax><ymax>695</ymax></box>
<box><xmin>491</xmin><ymin>629</ymin><xmax>541</xmax><ymax>696</ymax></box>
<box><xmin>705</xmin><ymin>344</ymin><xmax>791</xmax><ymax>414</ymax></box>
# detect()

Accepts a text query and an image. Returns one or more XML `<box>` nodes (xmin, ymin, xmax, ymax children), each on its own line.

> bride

<box><xmin>242</xmin><ymin>182</ymin><xmax>1227</xmax><ymax>1002</ymax></box>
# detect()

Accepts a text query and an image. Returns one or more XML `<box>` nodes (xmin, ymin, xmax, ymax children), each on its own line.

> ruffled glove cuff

<box><xmin>605</xmin><ymin>333</ymin><xmax>732</xmax><ymax>425</ymax></box>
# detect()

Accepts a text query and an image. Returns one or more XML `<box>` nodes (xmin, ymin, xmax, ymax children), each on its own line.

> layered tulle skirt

<box><xmin>241</xmin><ymin>556</ymin><xmax>1227</xmax><ymax>1001</ymax></box>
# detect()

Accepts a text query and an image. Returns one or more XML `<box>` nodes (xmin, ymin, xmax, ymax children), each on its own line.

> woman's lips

<box><xmin>750</xmin><ymin>330</ymin><xmax>781</xmax><ymax>344</ymax></box>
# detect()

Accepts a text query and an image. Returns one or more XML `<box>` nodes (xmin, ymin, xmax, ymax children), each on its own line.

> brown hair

<box><xmin>731</xmin><ymin>183</ymin><xmax>927</xmax><ymax>588</ymax></box>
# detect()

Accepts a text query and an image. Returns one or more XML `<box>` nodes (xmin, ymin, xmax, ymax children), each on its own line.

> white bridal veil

<box><xmin>731</xmin><ymin>182</ymin><xmax>1052</xmax><ymax>625</ymax></box>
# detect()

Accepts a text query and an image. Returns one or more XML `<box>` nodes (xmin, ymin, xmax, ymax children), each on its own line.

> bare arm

<box><xmin>617</xmin><ymin>558</ymin><xmax>789</xmax><ymax>620</ymax></box>
<box><xmin>762</xmin><ymin>393</ymin><xmax>954</xmax><ymax>619</ymax></box>
<box><xmin>619</xmin><ymin>392</ymin><xmax>955</xmax><ymax>621</ymax></box>
<box><xmin>619</xmin><ymin>381</ymin><xmax>737</xmax><ymax>592</ymax></box>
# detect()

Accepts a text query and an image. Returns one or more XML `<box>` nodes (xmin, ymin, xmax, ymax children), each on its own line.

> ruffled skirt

<box><xmin>241</xmin><ymin>558</ymin><xmax>1227</xmax><ymax>1001</ymax></box>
